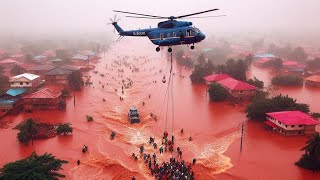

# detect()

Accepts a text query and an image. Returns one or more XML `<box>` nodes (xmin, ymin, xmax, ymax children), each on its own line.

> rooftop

<box><xmin>46</xmin><ymin>67</ymin><xmax>73</xmax><ymax>75</ymax></box>
<box><xmin>6</xmin><ymin>88</ymin><xmax>27</xmax><ymax>97</ymax></box>
<box><xmin>0</xmin><ymin>59</ymin><xmax>17</xmax><ymax>64</ymax></box>
<box><xmin>203</xmin><ymin>74</ymin><xmax>231</xmax><ymax>82</ymax></box>
<box><xmin>11</xmin><ymin>73</ymin><xmax>40</xmax><ymax>81</ymax></box>
<box><xmin>23</xmin><ymin>88</ymin><xmax>61</xmax><ymax>99</ymax></box>
<box><xmin>306</xmin><ymin>75</ymin><xmax>320</xmax><ymax>83</ymax></box>
<box><xmin>71</xmin><ymin>54</ymin><xmax>88</xmax><ymax>61</ymax></box>
<box><xmin>27</xmin><ymin>64</ymin><xmax>56</xmax><ymax>71</ymax></box>
<box><xmin>266</xmin><ymin>111</ymin><xmax>319</xmax><ymax>125</ymax></box>
<box><xmin>217</xmin><ymin>78</ymin><xmax>257</xmax><ymax>91</ymax></box>
<box><xmin>59</xmin><ymin>64</ymin><xmax>80</xmax><ymax>71</ymax></box>
<box><xmin>254</xmin><ymin>54</ymin><xmax>276</xmax><ymax>58</ymax></box>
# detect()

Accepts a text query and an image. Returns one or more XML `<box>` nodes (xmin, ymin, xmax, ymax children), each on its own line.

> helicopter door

<box><xmin>160</xmin><ymin>33</ymin><xmax>164</xmax><ymax>40</ymax></box>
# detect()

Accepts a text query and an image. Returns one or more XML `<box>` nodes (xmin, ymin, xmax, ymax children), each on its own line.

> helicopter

<box><xmin>109</xmin><ymin>9</ymin><xmax>224</xmax><ymax>52</ymax></box>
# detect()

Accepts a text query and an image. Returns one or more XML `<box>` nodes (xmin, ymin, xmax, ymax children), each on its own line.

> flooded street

<box><xmin>0</xmin><ymin>39</ymin><xmax>319</xmax><ymax>180</ymax></box>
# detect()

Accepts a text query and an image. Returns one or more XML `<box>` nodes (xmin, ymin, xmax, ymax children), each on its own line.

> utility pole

<box><xmin>240</xmin><ymin>122</ymin><xmax>244</xmax><ymax>152</ymax></box>
<box><xmin>73</xmin><ymin>90</ymin><xmax>76</xmax><ymax>107</ymax></box>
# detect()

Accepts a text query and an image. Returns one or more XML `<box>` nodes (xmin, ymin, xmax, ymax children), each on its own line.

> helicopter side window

<box><xmin>187</xmin><ymin>29</ymin><xmax>192</xmax><ymax>37</ymax></box>
<box><xmin>167</xmin><ymin>33</ymin><xmax>170</xmax><ymax>38</ymax></box>
<box><xmin>160</xmin><ymin>33</ymin><xmax>164</xmax><ymax>40</ymax></box>
<box><xmin>173</xmin><ymin>32</ymin><xmax>176</xmax><ymax>37</ymax></box>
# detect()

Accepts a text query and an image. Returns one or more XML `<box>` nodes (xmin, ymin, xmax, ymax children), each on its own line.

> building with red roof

<box><xmin>23</xmin><ymin>88</ymin><xmax>65</xmax><ymax>111</ymax></box>
<box><xmin>203</xmin><ymin>74</ymin><xmax>231</xmax><ymax>84</ymax></box>
<box><xmin>282</xmin><ymin>60</ymin><xmax>306</xmax><ymax>73</ymax></box>
<box><xmin>217</xmin><ymin>78</ymin><xmax>257</xmax><ymax>100</ymax></box>
<box><xmin>265</xmin><ymin>111</ymin><xmax>319</xmax><ymax>135</ymax></box>
<box><xmin>305</xmin><ymin>75</ymin><xmax>320</xmax><ymax>87</ymax></box>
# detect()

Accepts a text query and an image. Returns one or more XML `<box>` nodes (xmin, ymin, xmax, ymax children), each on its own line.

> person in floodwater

<box><xmin>77</xmin><ymin>160</ymin><xmax>80</xmax><ymax>165</ymax></box>
<box><xmin>82</xmin><ymin>145</ymin><xmax>87</xmax><ymax>153</ymax></box>
<box><xmin>181</xmin><ymin>128</ymin><xmax>184</xmax><ymax>134</ymax></box>
<box><xmin>142</xmin><ymin>101</ymin><xmax>145</xmax><ymax>106</ymax></box>
<box><xmin>193</xmin><ymin>158</ymin><xmax>197</xmax><ymax>165</ymax></box>
<box><xmin>132</xmin><ymin>176</ymin><xmax>136</xmax><ymax>180</ymax></box>
<box><xmin>140</xmin><ymin>145</ymin><xmax>144</xmax><ymax>154</ymax></box>
<box><xmin>189</xmin><ymin>136</ymin><xmax>192</xmax><ymax>141</ymax></box>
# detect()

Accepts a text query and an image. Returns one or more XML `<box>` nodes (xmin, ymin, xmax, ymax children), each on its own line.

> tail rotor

<box><xmin>107</xmin><ymin>15</ymin><xmax>121</xmax><ymax>33</ymax></box>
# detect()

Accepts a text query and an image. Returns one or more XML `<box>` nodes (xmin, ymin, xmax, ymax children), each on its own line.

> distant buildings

<box><xmin>264</xmin><ymin>111</ymin><xmax>319</xmax><ymax>136</ymax></box>
<box><xmin>305</xmin><ymin>75</ymin><xmax>320</xmax><ymax>87</ymax></box>
<box><xmin>45</xmin><ymin>67</ymin><xmax>73</xmax><ymax>87</ymax></box>
<box><xmin>9</xmin><ymin>73</ymin><xmax>41</xmax><ymax>90</ymax></box>
<box><xmin>27</xmin><ymin>65</ymin><xmax>57</xmax><ymax>80</ymax></box>
<box><xmin>203</xmin><ymin>74</ymin><xmax>231</xmax><ymax>84</ymax></box>
<box><xmin>71</xmin><ymin>54</ymin><xmax>89</xmax><ymax>66</ymax></box>
<box><xmin>0</xmin><ymin>88</ymin><xmax>26</xmax><ymax>115</ymax></box>
<box><xmin>0</xmin><ymin>59</ymin><xmax>17</xmax><ymax>76</ymax></box>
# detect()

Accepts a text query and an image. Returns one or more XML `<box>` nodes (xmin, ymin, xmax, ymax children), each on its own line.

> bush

<box><xmin>271</xmin><ymin>75</ymin><xmax>303</xmax><ymax>86</ymax></box>
<box><xmin>86</xmin><ymin>115</ymin><xmax>93</xmax><ymax>122</ymax></box>
<box><xmin>208</xmin><ymin>83</ymin><xmax>228</xmax><ymax>101</ymax></box>
<box><xmin>247</xmin><ymin>77</ymin><xmax>264</xmax><ymax>89</ymax></box>
<box><xmin>312</xmin><ymin>112</ymin><xmax>320</xmax><ymax>119</ymax></box>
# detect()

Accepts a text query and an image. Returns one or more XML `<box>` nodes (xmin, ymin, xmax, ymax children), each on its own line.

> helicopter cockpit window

<box><xmin>187</xmin><ymin>29</ymin><xmax>192</xmax><ymax>37</ymax></box>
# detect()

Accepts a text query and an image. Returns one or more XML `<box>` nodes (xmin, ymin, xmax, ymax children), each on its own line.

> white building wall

<box><xmin>266</xmin><ymin>116</ymin><xmax>305</xmax><ymax>130</ymax></box>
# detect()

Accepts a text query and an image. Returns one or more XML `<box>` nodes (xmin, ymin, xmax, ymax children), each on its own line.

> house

<box><xmin>70</xmin><ymin>54</ymin><xmax>89</xmax><ymax>66</ymax></box>
<box><xmin>0</xmin><ymin>59</ymin><xmax>17</xmax><ymax>76</ymax></box>
<box><xmin>264</xmin><ymin>111</ymin><xmax>319</xmax><ymax>135</ymax></box>
<box><xmin>217</xmin><ymin>78</ymin><xmax>257</xmax><ymax>100</ymax></box>
<box><xmin>254</xmin><ymin>58</ymin><xmax>272</xmax><ymax>66</ymax></box>
<box><xmin>9</xmin><ymin>54</ymin><xmax>25</xmax><ymax>61</ymax></box>
<box><xmin>33</xmin><ymin>55</ymin><xmax>48</xmax><ymax>63</ymax></box>
<box><xmin>27</xmin><ymin>65</ymin><xmax>57</xmax><ymax>80</ymax></box>
<box><xmin>305</xmin><ymin>75</ymin><xmax>320</xmax><ymax>87</ymax></box>
<box><xmin>23</xmin><ymin>88</ymin><xmax>65</xmax><ymax>111</ymax></box>
<box><xmin>203</xmin><ymin>74</ymin><xmax>231</xmax><ymax>84</ymax></box>
<box><xmin>0</xmin><ymin>88</ymin><xmax>27</xmax><ymax>115</ymax></box>
<box><xmin>9</xmin><ymin>73</ymin><xmax>41</xmax><ymax>90</ymax></box>
<box><xmin>282</xmin><ymin>60</ymin><xmax>306</xmax><ymax>73</ymax></box>
<box><xmin>45</xmin><ymin>67</ymin><xmax>73</xmax><ymax>86</ymax></box>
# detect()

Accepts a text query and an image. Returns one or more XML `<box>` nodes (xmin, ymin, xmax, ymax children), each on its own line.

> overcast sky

<box><xmin>0</xmin><ymin>0</ymin><xmax>319</xmax><ymax>35</ymax></box>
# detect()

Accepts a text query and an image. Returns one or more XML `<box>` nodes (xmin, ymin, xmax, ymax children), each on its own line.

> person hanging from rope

<box><xmin>171</xmin><ymin>135</ymin><xmax>175</xmax><ymax>144</ymax></box>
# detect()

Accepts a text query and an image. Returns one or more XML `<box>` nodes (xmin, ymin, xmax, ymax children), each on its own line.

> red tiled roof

<box><xmin>266</xmin><ymin>111</ymin><xmax>319</xmax><ymax>125</ymax></box>
<box><xmin>264</xmin><ymin>120</ymin><xmax>277</xmax><ymax>128</ymax></box>
<box><xmin>306</xmin><ymin>75</ymin><xmax>320</xmax><ymax>83</ymax></box>
<box><xmin>217</xmin><ymin>78</ymin><xmax>257</xmax><ymax>91</ymax></box>
<box><xmin>203</xmin><ymin>74</ymin><xmax>231</xmax><ymax>82</ymax></box>
<box><xmin>23</xmin><ymin>88</ymin><xmax>61</xmax><ymax>99</ymax></box>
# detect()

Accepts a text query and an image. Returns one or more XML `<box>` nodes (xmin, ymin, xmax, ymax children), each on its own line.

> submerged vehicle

<box><xmin>128</xmin><ymin>107</ymin><xmax>140</xmax><ymax>124</ymax></box>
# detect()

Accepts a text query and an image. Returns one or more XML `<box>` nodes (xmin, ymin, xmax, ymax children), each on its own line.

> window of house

<box><xmin>20</xmin><ymin>82</ymin><xmax>23</xmax><ymax>85</ymax></box>
<box><xmin>291</xmin><ymin>125</ymin><xmax>295</xmax><ymax>128</ymax></box>
<box><xmin>278</xmin><ymin>121</ymin><xmax>281</xmax><ymax>124</ymax></box>
<box><xmin>11</xmin><ymin>82</ymin><xmax>14</xmax><ymax>85</ymax></box>
<box><xmin>26</xmin><ymin>82</ymin><xmax>29</xmax><ymax>85</ymax></box>
<box><xmin>299</xmin><ymin>125</ymin><xmax>303</xmax><ymax>127</ymax></box>
<box><xmin>298</xmin><ymin>131</ymin><xmax>302</xmax><ymax>134</ymax></box>
<box><xmin>240</xmin><ymin>91</ymin><xmax>243</xmax><ymax>94</ymax></box>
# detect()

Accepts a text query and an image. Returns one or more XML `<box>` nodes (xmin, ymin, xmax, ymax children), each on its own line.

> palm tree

<box><xmin>301</xmin><ymin>133</ymin><xmax>320</xmax><ymax>158</ymax></box>
<box><xmin>0</xmin><ymin>152</ymin><xmax>68</xmax><ymax>179</ymax></box>
<box><xmin>56</xmin><ymin>123</ymin><xmax>73</xmax><ymax>136</ymax></box>
<box><xmin>14</xmin><ymin>118</ymin><xmax>38</xmax><ymax>145</ymax></box>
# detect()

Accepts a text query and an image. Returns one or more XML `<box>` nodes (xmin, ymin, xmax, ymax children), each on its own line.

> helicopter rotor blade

<box><xmin>114</xmin><ymin>10</ymin><xmax>166</xmax><ymax>18</ymax></box>
<box><xmin>177</xmin><ymin>9</ymin><xmax>219</xmax><ymax>19</ymax></box>
<box><xmin>116</xmin><ymin>16</ymin><xmax>121</xmax><ymax>22</ymax></box>
<box><xmin>180</xmin><ymin>15</ymin><xmax>226</xmax><ymax>19</ymax></box>
<box><xmin>125</xmin><ymin>15</ymin><xmax>166</xmax><ymax>19</ymax></box>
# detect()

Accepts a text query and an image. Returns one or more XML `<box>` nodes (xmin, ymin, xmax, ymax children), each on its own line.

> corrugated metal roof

<box><xmin>266</xmin><ymin>111</ymin><xmax>319</xmax><ymax>125</ymax></box>
<box><xmin>203</xmin><ymin>74</ymin><xmax>231</xmax><ymax>82</ymax></box>
<box><xmin>46</xmin><ymin>68</ymin><xmax>72</xmax><ymax>75</ymax></box>
<box><xmin>6</xmin><ymin>88</ymin><xmax>27</xmax><ymax>97</ymax></box>
<box><xmin>71</xmin><ymin>54</ymin><xmax>88</xmax><ymax>61</ymax></box>
<box><xmin>59</xmin><ymin>64</ymin><xmax>80</xmax><ymax>71</ymax></box>
<box><xmin>11</xmin><ymin>73</ymin><xmax>40</xmax><ymax>81</ymax></box>
<box><xmin>217</xmin><ymin>78</ymin><xmax>257</xmax><ymax>91</ymax></box>
<box><xmin>254</xmin><ymin>54</ymin><xmax>276</xmax><ymax>58</ymax></box>
<box><xmin>27</xmin><ymin>64</ymin><xmax>56</xmax><ymax>71</ymax></box>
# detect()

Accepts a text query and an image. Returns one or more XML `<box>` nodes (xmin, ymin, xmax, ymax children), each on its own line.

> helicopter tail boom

<box><xmin>112</xmin><ymin>22</ymin><xmax>124</xmax><ymax>33</ymax></box>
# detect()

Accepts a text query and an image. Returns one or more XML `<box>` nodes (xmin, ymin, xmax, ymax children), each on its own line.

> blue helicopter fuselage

<box><xmin>113</xmin><ymin>20</ymin><xmax>206</xmax><ymax>47</ymax></box>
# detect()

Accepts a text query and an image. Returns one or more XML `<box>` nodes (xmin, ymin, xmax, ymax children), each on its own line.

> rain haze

<box><xmin>1</xmin><ymin>0</ymin><xmax>320</xmax><ymax>34</ymax></box>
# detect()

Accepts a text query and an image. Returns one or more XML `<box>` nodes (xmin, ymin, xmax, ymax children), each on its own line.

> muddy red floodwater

<box><xmin>0</xmin><ymin>39</ymin><xmax>319</xmax><ymax>180</ymax></box>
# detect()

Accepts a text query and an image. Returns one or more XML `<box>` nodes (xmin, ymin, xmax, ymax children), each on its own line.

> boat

<box><xmin>128</xmin><ymin>107</ymin><xmax>140</xmax><ymax>124</ymax></box>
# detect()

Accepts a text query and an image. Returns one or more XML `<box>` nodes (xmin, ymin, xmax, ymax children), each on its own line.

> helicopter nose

<box><xmin>197</xmin><ymin>32</ymin><xmax>206</xmax><ymax>41</ymax></box>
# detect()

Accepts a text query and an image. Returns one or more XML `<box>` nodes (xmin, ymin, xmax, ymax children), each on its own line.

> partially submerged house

<box><xmin>70</xmin><ymin>54</ymin><xmax>89</xmax><ymax>66</ymax></box>
<box><xmin>282</xmin><ymin>60</ymin><xmax>306</xmax><ymax>73</ymax></box>
<box><xmin>264</xmin><ymin>111</ymin><xmax>319</xmax><ymax>136</ymax></box>
<box><xmin>23</xmin><ymin>88</ymin><xmax>65</xmax><ymax>111</ymax></box>
<box><xmin>0</xmin><ymin>88</ymin><xmax>27</xmax><ymax>115</ymax></box>
<box><xmin>217</xmin><ymin>78</ymin><xmax>257</xmax><ymax>100</ymax></box>
<box><xmin>305</xmin><ymin>75</ymin><xmax>320</xmax><ymax>87</ymax></box>
<box><xmin>9</xmin><ymin>73</ymin><xmax>41</xmax><ymax>90</ymax></box>
<box><xmin>45</xmin><ymin>67</ymin><xmax>73</xmax><ymax>87</ymax></box>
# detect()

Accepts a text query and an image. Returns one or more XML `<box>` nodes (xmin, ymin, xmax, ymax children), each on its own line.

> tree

<box><xmin>290</xmin><ymin>47</ymin><xmax>308</xmax><ymax>62</ymax></box>
<box><xmin>14</xmin><ymin>118</ymin><xmax>38</xmax><ymax>145</ymax></box>
<box><xmin>69</xmin><ymin>70</ymin><xmax>83</xmax><ymax>90</ymax></box>
<box><xmin>10</xmin><ymin>65</ymin><xmax>25</xmax><ymax>76</ymax></box>
<box><xmin>0</xmin><ymin>152</ymin><xmax>68</xmax><ymax>179</ymax></box>
<box><xmin>56</xmin><ymin>123</ymin><xmax>73</xmax><ymax>135</ymax></box>
<box><xmin>208</xmin><ymin>83</ymin><xmax>228</xmax><ymax>101</ymax></box>
<box><xmin>245</xmin><ymin>94</ymin><xmax>310</xmax><ymax>120</ymax></box>
<box><xmin>271</xmin><ymin>75</ymin><xmax>303</xmax><ymax>86</ymax></box>
<box><xmin>306</xmin><ymin>58</ymin><xmax>320</xmax><ymax>71</ymax></box>
<box><xmin>295</xmin><ymin>134</ymin><xmax>320</xmax><ymax>171</ymax></box>
<box><xmin>197</xmin><ymin>53</ymin><xmax>206</xmax><ymax>65</ymax></box>
<box><xmin>247</xmin><ymin>77</ymin><xmax>264</xmax><ymax>89</ymax></box>
<box><xmin>189</xmin><ymin>61</ymin><xmax>215</xmax><ymax>83</ymax></box>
